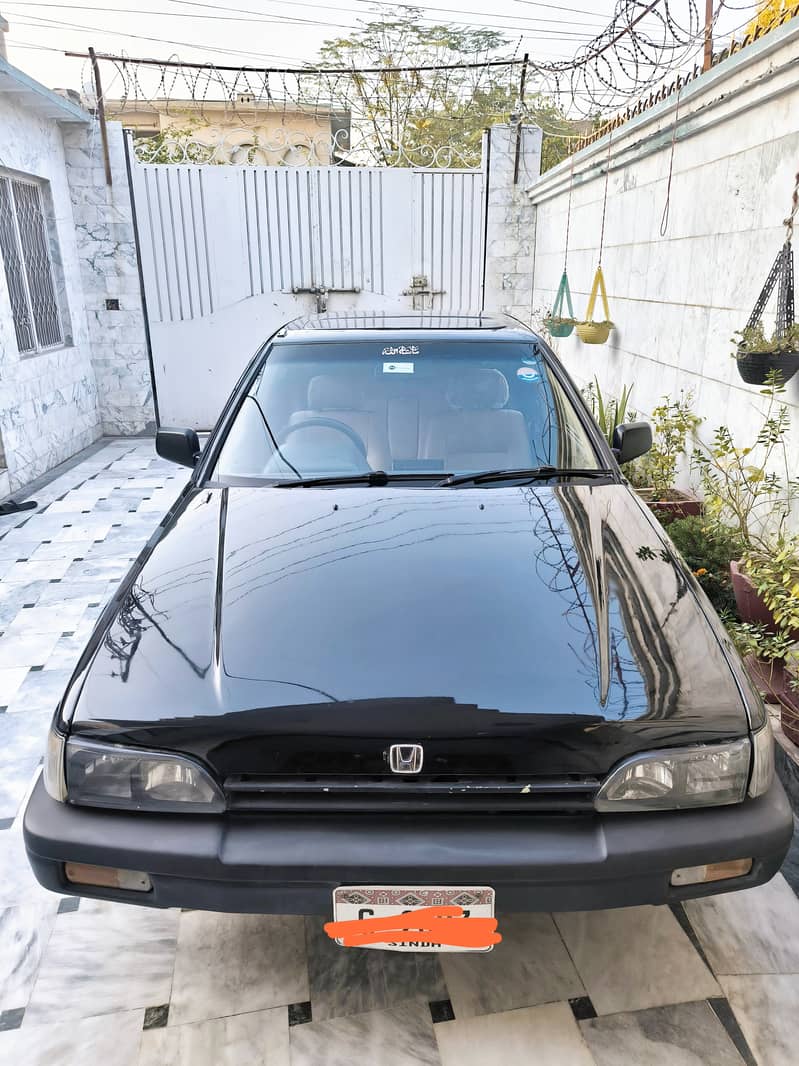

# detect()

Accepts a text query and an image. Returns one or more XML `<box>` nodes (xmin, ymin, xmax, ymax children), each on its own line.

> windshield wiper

<box><xmin>274</xmin><ymin>470</ymin><xmax>450</xmax><ymax>488</ymax></box>
<box><xmin>438</xmin><ymin>466</ymin><xmax>614</xmax><ymax>488</ymax></box>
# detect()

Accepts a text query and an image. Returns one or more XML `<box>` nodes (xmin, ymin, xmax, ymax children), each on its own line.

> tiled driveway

<box><xmin>1</xmin><ymin>437</ymin><xmax>799</xmax><ymax>1065</ymax></box>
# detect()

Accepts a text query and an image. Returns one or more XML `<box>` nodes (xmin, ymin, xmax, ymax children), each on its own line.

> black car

<box><xmin>24</xmin><ymin>313</ymin><xmax>792</xmax><ymax>942</ymax></box>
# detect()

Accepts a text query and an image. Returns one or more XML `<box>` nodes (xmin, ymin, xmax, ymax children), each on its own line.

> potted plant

<box><xmin>582</xmin><ymin>377</ymin><xmax>635</xmax><ymax>446</ymax></box>
<box><xmin>693</xmin><ymin>373</ymin><xmax>799</xmax><ymax>627</ymax></box>
<box><xmin>735</xmin><ymin>322</ymin><xmax>799</xmax><ymax>386</ymax></box>
<box><xmin>543</xmin><ymin>271</ymin><xmax>576</xmax><ymax>338</ymax></box>
<box><xmin>628</xmin><ymin>393</ymin><xmax>702</xmax><ymax>518</ymax></box>
<box><xmin>728</xmin><ymin>621</ymin><xmax>799</xmax><ymax>745</ymax></box>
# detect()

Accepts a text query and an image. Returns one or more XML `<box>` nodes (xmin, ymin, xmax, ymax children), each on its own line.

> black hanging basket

<box><xmin>736</xmin><ymin>240</ymin><xmax>798</xmax><ymax>385</ymax></box>
<box><xmin>736</xmin><ymin>349</ymin><xmax>799</xmax><ymax>385</ymax></box>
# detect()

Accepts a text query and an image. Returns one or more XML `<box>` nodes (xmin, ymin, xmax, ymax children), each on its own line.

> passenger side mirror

<box><xmin>156</xmin><ymin>427</ymin><xmax>201</xmax><ymax>468</ymax></box>
<box><xmin>612</xmin><ymin>421</ymin><xmax>652</xmax><ymax>465</ymax></box>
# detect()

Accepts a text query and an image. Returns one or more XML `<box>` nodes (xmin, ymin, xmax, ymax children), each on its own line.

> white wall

<box><xmin>527</xmin><ymin>19</ymin><xmax>799</xmax><ymax>486</ymax></box>
<box><xmin>0</xmin><ymin>95</ymin><xmax>101</xmax><ymax>492</ymax></box>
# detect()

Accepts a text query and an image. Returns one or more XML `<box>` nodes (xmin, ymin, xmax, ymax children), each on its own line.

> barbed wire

<box><xmin>69</xmin><ymin>0</ymin><xmax>781</xmax><ymax>166</ymax></box>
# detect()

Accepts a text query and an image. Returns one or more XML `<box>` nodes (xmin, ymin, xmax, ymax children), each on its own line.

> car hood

<box><xmin>69</xmin><ymin>483</ymin><xmax>749</xmax><ymax>777</ymax></box>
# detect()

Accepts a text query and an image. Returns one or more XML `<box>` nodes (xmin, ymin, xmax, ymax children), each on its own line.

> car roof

<box><xmin>278</xmin><ymin>310</ymin><xmax>537</xmax><ymax>344</ymax></box>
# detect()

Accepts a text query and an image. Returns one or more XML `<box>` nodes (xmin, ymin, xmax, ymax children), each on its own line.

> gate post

<box><xmin>481</xmin><ymin>123</ymin><xmax>541</xmax><ymax>320</ymax></box>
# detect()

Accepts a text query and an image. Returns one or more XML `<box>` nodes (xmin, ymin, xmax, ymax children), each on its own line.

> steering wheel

<box><xmin>281</xmin><ymin>417</ymin><xmax>368</xmax><ymax>459</ymax></box>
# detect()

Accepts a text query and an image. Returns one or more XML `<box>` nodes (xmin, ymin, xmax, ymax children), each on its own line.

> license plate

<box><xmin>330</xmin><ymin>885</ymin><xmax>496</xmax><ymax>952</ymax></box>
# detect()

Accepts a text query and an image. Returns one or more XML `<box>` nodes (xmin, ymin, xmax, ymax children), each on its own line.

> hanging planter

<box><xmin>544</xmin><ymin>270</ymin><xmax>576</xmax><ymax>337</ymax></box>
<box><xmin>544</xmin><ymin>151</ymin><xmax>577</xmax><ymax>338</ymax></box>
<box><xmin>575</xmin><ymin>130</ymin><xmax>614</xmax><ymax>345</ymax></box>
<box><xmin>576</xmin><ymin>265</ymin><xmax>613</xmax><ymax>344</ymax></box>
<box><xmin>736</xmin><ymin>175</ymin><xmax>799</xmax><ymax>386</ymax></box>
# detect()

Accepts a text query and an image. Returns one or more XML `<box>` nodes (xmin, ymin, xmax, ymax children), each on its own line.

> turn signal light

<box><xmin>670</xmin><ymin>858</ymin><xmax>752</xmax><ymax>887</ymax></box>
<box><xmin>64</xmin><ymin>862</ymin><xmax>152</xmax><ymax>892</ymax></box>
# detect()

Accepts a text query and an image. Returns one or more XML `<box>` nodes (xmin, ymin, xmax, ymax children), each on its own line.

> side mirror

<box><xmin>156</xmin><ymin>427</ymin><xmax>200</xmax><ymax>468</ymax></box>
<box><xmin>612</xmin><ymin>421</ymin><xmax>652</xmax><ymax>465</ymax></box>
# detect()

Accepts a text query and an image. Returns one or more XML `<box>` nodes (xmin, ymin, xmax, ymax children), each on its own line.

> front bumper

<box><xmin>24</xmin><ymin>775</ymin><xmax>793</xmax><ymax>913</ymax></box>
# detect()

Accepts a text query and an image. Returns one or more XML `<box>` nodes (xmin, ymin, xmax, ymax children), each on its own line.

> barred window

<box><xmin>0</xmin><ymin>175</ymin><xmax>64</xmax><ymax>353</ymax></box>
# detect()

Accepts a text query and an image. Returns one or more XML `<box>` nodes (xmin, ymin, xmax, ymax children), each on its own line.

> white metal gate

<box><xmin>129</xmin><ymin>149</ymin><xmax>485</xmax><ymax>428</ymax></box>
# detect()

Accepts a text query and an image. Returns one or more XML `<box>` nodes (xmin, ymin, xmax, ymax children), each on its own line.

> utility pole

<box><xmin>703</xmin><ymin>0</ymin><xmax>714</xmax><ymax>72</ymax></box>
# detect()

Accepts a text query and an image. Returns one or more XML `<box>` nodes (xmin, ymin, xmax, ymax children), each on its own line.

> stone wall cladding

<box><xmin>0</xmin><ymin>94</ymin><xmax>102</xmax><ymax>493</ymax></box>
<box><xmin>482</xmin><ymin>124</ymin><xmax>541</xmax><ymax>323</ymax></box>
<box><xmin>62</xmin><ymin>120</ymin><xmax>156</xmax><ymax>436</ymax></box>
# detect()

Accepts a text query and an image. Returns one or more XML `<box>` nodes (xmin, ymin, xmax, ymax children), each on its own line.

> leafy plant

<box><xmin>692</xmin><ymin>374</ymin><xmax>799</xmax><ymax>556</ymax></box>
<box><xmin>666</xmin><ymin>516</ymin><xmax>743</xmax><ymax>616</ymax></box>
<box><xmin>735</xmin><ymin>321</ymin><xmax>799</xmax><ymax>355</ymax></box>
<box><xmin>745</xmin><ymin>537</ymin><xmax>799</xmax><ymax>634</ymax></box>
<box><xmin>631</xmin><ymin>392</ymin><xmax>701</xmax><ymax>498</ymax></box>
<box><xmin>581</xmin><ymin>378</ymin><xmax>636</xmax><ymax>448</ymax></box>
<box><xmin>726</xmin><ymin>620</ymin><xmax>795</xmax><ymax>663</ymax></box>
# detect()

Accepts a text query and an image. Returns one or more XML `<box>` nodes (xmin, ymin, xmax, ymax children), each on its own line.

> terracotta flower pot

<box><xmin>635</xmin><ymin>488</ymin><xmax>703</xmax><ymax>520</ymax></box>
<box><xmin>730</xmin><ymin>560</ymin><xmax>779</xmax><ymax>631</ymax></box>
<box><xmin>730</xmin><ymin>560</ymin><xmax>799</xmax><ymax>640</ymax></box>
<box><xmin>743</xmin><ymin>654</ymin><xmax>785</xmax><ymax>704</ymax></box>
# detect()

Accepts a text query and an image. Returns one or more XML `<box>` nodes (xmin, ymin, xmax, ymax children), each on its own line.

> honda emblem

<box><xmin>388</xmin><ymin>743</ymin><xmax>424</xmax><ymax>774</ymax></box>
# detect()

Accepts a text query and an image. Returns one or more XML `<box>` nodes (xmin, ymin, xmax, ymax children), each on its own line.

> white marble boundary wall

<box><xmin>0</xmin><ymin>95</ymin><xmax>101</xmax><ymax>493</ymax></box>
<box><xmin>483</xmin><ymin>124</ymin><xmax>541</xmax><ymax>320</ymax></box>
<box><xmin>62</xmin><ymin>120</ymin><xmax>156</xmax><ymax>436</ymax></box>
<box><xmin>527</xmin><ymin>19</ymin><xmax>799</xmax><ymax>486</ymax></box>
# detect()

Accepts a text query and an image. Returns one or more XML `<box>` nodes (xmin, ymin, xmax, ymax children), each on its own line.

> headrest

<box><xmin>446</xmin><ymin>368</ymin><xmax>509</xmax><ymax>411</ymax></box>
<box><xmin>307</xmin><ymin>374</ymin><xmax>364</xmax><ymax>410</ymax></box>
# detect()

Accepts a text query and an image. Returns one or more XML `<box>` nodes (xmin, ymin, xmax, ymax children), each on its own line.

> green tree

<box><xmin>319</xmin><ymin>6</ymin><xmax>578</xmax><ymax>169</ymax></box>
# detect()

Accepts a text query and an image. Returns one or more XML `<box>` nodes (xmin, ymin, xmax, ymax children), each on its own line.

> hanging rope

<box><xmin>563</xmin><ymin>147</ymin><xmax>576</xmax><ymax>271</ymax></box>
<box><xmin>659</xmin><ymin>80</ymin><xmax>682</xmax><ymax>237</ymax></box>
<box><xmin>598</xmin><ymin>129</ymin><xmax>613</xmax><ymax>264</ymax></box>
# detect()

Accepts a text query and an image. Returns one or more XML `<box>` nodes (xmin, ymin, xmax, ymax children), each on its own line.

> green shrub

<box><xmin>666</xmin><ymin>515</ymin><xmax>743</xmax><ymax>617</ymax></box>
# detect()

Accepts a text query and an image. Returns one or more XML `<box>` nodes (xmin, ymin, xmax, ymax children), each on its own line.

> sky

<box><xmin>1</xmin><ymin>0</ymin><xmax>761</xmax><ymax>111</ymax></box>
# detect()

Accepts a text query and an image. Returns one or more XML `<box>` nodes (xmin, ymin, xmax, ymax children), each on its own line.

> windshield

<box><xmin>213</xmin><ymin>339</ymin><xmax>601</xmax><ymax>482</ymax></box>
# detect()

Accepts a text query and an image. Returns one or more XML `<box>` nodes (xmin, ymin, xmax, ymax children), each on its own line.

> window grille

<box><xmin>0</xmin><ymin>176</ymin><xmax>63</xmax><ymax>353</ymax></box>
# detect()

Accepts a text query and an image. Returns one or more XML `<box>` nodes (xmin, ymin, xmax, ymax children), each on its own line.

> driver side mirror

<box><xmin>156</xmin><ymin>427</ymin><xmax>201</xmax><ymax>468</ymax></box>
<box><xmin>612</xmin><ymin>421</ymin><xmax>652</xmax><ymax>465</ymax></box>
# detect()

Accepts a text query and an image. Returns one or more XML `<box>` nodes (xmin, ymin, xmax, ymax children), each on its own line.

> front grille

<box><xmin>223</xmin><ymin>773</ymin><xmax>600</xmax><ymax>813</ymax></box>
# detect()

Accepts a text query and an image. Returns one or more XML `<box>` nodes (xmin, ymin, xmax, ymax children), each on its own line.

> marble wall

<box><xmin>525</xmin><ymin>19</ymin><xmax>799</xmax><ymax>487</ymax></box>
<box><xmin>0</xmin><ymin>96</ymin><xmax>102</xmax><ymax>493</ymax></box>
<box><xmin>62</xmin><ymin>120</ymin><xmax>156</xmax><ymax>437</ymax></box>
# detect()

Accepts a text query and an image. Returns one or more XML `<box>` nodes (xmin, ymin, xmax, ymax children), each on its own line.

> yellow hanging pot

<box><xmin>576</xmin><ymin>265</ymin><xmax>613</xmax><ymax>345</ymax></box>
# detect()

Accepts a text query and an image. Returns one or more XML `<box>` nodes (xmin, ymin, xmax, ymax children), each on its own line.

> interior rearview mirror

<box><xmin>156</xmin><ymin>427</ymin><xmax>201</xmax><ymax>468</ymax></box>
<box><xmin>612</xmin><ymin>421</ymin><xmax>652</xmax><ymax>465</ymax></box>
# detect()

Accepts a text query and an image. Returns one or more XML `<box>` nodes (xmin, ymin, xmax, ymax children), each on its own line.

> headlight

<box><xmin>65</xmin><ymin>737</ymin><xmax>225</xmax><ymax>813</ymax></box>
<box><xmin>748</xmin><ymin>721</ymin><xmax>774</xmax><ymax>798</ymax></box>
<box><xmin>595</xmin><ymin>739</ymin><xmax>751</xmax><ymax>812</ymax></box>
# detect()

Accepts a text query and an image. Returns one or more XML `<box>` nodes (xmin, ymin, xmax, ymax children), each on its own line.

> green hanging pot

<box><xmin>544</xmin><ymin>271</ymin><xmax>575</xmax><ymax>337</ymax></box>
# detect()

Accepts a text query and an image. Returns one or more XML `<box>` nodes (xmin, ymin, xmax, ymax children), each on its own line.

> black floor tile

<box><xmin>288</xmin><ymin>1001</ymin><xmax>313</xmax><ymax>1026</ymax></box>
<box><xmin>569</xmin><ymin>995</ymin><xmax>597</xmax><ymax>1021</ymax></box>
<box><xmin>707</xmin><ymin>997</ymin><xmax>757</xmax><ymax>1066</ymax></box>
<box><xmin>0</xmin><ymin>1008</ymin><xmax>25</xmax><ymax>1031</ymax></box>
<box><xmin>143</xmin><ymin>1004</ymin><xmax>169</xmax><ymax>1030</ymax></box>
<box><xmin>429</xmin><ymin>999</ymin><xmax>456</xmax><ymax>1023</ymax></box>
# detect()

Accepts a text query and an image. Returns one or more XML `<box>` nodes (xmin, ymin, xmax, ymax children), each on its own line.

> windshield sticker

<box><xmin>517</xmin><ymin>366</ymin><xmax>540</xmax><ymax>382</ymax></box>
<box><xmin>382</xmin><ymin>344</ymin><xmax>419</xmax><ymax>356</ymax></box>
<box><xmin>384</xmin><ymin>361</ymin><xmax>414</xmax><ymax>374</ymax></box>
